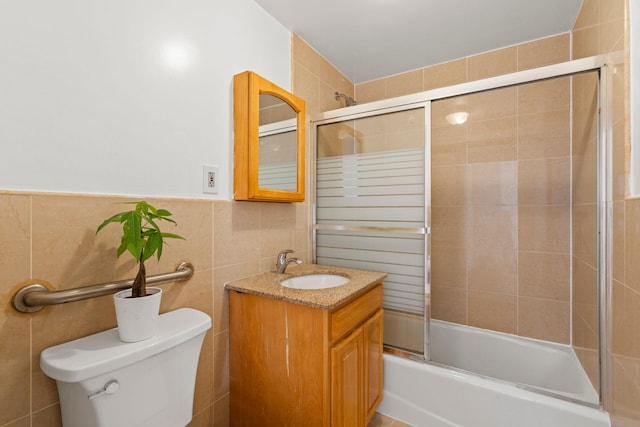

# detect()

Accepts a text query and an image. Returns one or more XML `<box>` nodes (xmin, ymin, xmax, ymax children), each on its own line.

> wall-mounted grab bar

<box><xmin>11</xmin><ymin>262</ymin><xmax>194</xmax><ymax>313</ymax></box>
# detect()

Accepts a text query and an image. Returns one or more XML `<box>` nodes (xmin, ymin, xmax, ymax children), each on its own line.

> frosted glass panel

<box><xmin>315</xmin><ymin>109</ymin><xmax>426</xmax><ymax>324</ymax></box>
<box><xmin>316</xmin><ymin>229</ymin><xmax>425</xmax><ymax>314</ymax></box>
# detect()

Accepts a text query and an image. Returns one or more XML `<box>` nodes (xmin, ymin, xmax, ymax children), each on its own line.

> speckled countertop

<box><xmin>224</xmin><ymin>264</ymin><xmax>387</xmax><ymax>310</ymax></box>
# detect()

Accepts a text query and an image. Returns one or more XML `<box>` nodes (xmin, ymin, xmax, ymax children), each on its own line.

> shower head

<box><xmin>334</xmin><ymin>91</ymin><xmax>357</xmax><ymax>107</ymax></box>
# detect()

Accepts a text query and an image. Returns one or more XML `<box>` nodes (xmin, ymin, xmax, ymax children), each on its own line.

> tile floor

<box><xmin>368</xmin><ymin>413</ymin><xmax>414</xmax><ymax>427</ymax></box>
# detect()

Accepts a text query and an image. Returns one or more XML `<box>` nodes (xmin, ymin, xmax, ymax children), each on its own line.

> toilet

<box><xmin>40</xmin><ymin>308</ymin><xmax>212</xmax><ymax>427</ymax></box>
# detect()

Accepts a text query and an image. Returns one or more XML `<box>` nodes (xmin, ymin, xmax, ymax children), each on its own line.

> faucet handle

<box><xmin>277</xmin><ymin>249</ymin><xmax>294</xmax><ymax>261</ymax></box>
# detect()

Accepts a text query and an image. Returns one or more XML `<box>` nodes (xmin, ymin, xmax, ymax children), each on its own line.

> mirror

<box><xmin>233</xmin><ymin>71</ymin><xmax>306</xmax><ymax>202</ymax></box>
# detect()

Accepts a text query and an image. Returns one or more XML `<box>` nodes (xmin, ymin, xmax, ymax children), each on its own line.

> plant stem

<box><xmin>132</xmin><ymin>260</ymin><xmax>147</xmax><ymax>297</ymax></box>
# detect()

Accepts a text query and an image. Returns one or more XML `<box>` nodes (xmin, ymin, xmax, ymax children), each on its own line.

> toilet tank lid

<box><xmin>40</xmin><ymin>308</ymin><xmax>212</xmax><ymax>383</ymax></box>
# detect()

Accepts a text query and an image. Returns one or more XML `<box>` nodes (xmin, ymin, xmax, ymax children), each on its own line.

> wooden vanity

<box><xmin>226</xmin><ymin>265</ymin><xmax>386</xmax><ymax>426</ymax></box>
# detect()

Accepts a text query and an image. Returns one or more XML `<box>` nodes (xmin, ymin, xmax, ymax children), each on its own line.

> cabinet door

<box><xmin>331</xmin><ymin>327</ymin><xmax>364</xmax><ymax>427</ymax></box>
<box><xmin>363</xmin><ymin>309</ymin><xmax>384</xmax><ymax>423</ymax></box>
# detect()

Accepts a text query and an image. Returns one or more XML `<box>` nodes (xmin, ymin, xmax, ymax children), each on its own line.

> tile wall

<box><xmin>572</xmin><ymin>0</ymin><xmax>640</xmax><ymax>424</ymax></box>
<box><xmin>431</xmin><ymin>75</ymin><xmax>574</xmax><ymax>344</ymax></box>
<box><xmin>0</xmin><ymin>194</ymin><xmax>310</xmax><ymax>426</ymax></box>
<box><xmin>354</xmin><ymin>33</ymin><xmax>575</xmax><ymax>344</ymax></box>
<box><xmin>351</xmin><ymin>0</ymin><xmax>636</xmax><ymax>422</ymax></box>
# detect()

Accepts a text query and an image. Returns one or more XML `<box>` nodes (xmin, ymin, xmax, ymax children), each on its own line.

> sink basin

<box><xmin>281</xmin><ymin>274</ymin><xmax>350</xmax><ymax>290</ymax></box>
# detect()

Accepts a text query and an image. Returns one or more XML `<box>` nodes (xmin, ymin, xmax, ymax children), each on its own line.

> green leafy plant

<box><xmin>97</xmin><ymin>201</ymin><xmax>184</xmax><ymax>297</ymax></box>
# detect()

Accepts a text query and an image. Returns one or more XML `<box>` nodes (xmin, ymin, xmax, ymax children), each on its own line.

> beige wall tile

<box><xmin>518</xmin><ymin>252</ymin><xmax>570</xmax><ymax>301</ymax></box>
<box><xmin>572</xmin><ymin>73</ymin><xmax>599</xmax><ymax>147</ymax></box>
<box><xmin>0</xmin><ymin>194</ymin><xmax>30</xmax><ymax>310</ymax></box>
<box><xmin>573</xmin><ymin>302</ymin><xmax>596</xmax><ymax>342</ymax></box>
<box><xmin>423</xmin><ymin>58</ymin><xmax>467</xmax><ymax>91</ymax></box>
<box><xmin>145</xmin><ymin>198</ymin><xmax>213</xmax><ymax>274</ymax></box>
<box><xmin>468</xmin><ymin>291</ymin><xmax>517</xmax><ymax>334</ymax></box>
<box><xmin>431</xmin><ymin>285</ymin><xmax>467</xmax><ymax>324</ymax></box>
<box><xmin>432</xmin><ymin>165</ymin><xmax>466</xmax><ymax>206</ymax></box>
<box><xmin>518</xmin><ymin>158</ymin><xmax>570</xmax><ymax>205</ymax></box>
<box><xmin>518</xmin><ymin>296</ymin><xmax>570</xmax><ymax>343</ymax></box>
<box><xmin>573</xmin><ymin>0</ymin><xmax>599</xmax><ymax>30</ymax></box>
<box><xmin>517</xmin><ymin>110</ymin><xmax>570</xmax><ymax>160</ymax></box>
<box><xmin>467</xmin><ymin>161</ymin><xmax>517</xmax><ymax>206</ymax></box>
<box><xmin>611</xmin><ymin>355</ymin><xmax>640</xmax><ymax>424</ymax></box>
<box><xmin>385</xmin><ymin>69</ymin><xmax>422</xmax><ymax>98</ymax></box>
<box><xmin>31</xmin><ymin>404</ymin><xmax>62</xmax><ymax>427</ymax></box>
<box><xmin>385</xmin><ymin>108</ymin><xmax>425</xmax><ymax>133</ymax></box>
<box><xmin>431</xmin><ymin>125</ymin><xmax>467</xmax><ymax>166</ymax></box>
<box><xmin>293</xmin><ymin>203</ymin><xmax>311</xmax><ymax>259</ymax></box>
<box><xmin>573</xmin><ymin>257</ymin><xmax>598</xmax><ymax>307</ymax></box>
<box><xmin>572</xmin><ymin>149</ymin><xmax>598</xmax><ymax>205</ymax></box>
<box><xmin>213</xmin><ymin>201</ymin><xmax>260</xmax><ymax>269</ymax></box>
<box><xmin>518</xmin><ymin>205</ymin><xmax>570</xmax><ymax>253</ymax></box>
<box><xmin>517</xmin><ymin>34</ymin><xmax>570</xmax><ymax>71</ymax></box>
<box><xmin>613</xmin><ymin>201</ymin><xmax>625</xmax><ymax>282</ymax></box>
<box><xmin>572</xmin><ymin>203</ymin><xmax>598</xmax><ymax>267</ymax></box>
<box><xmin>613</xmin><ymin>113</ymin><xmax>627</xmax><ymax>202</ymax></box>
<box><xmin>292</xmin><ymin>34</ymin><xmax>342</xmax><ymax>90</ymax></box>
<box><xmin>258</xmin><ymin>202</ymin><xmax>296</xmax><ymax>259</ymax></box>
<box><xmin>213</xmin><ymin>262</ymin><xmax>259</xmax><ymax>335</ymax></box>
<box><xmin>467</xmin><ymin>206</ymin><xmax>517</xmax><ymax>295</ymax></box>
<box><xmin>466</xmin><ymin>117</ymin><xmax>517</xmax><ymax>163</ymax></box>
<box><xmin>600</xmin><ymin>0</ymin><xmax>625</xmax><ymax>23</ymax></box>
<box><xmin>572</xmin><ymin>26</ymin><xmax>600</xmax><ymax>59</ymax></box>
<box><xmin>625</xmin><ymin>198</ymin><xmax>640</xmax><ymax>293</ymax></box>
<box><xmin>600</xmin><ymin>19</ymin><xmax>625</xmax><ymax>54</ymax></box>
<box><xmin>431</xmin><ymin>206</ymin><xmax>466</xmax><ymax>248</ymax></box>
<box><xmin>467</xmin><ymin>46</ymin><xmax>517</xmax><ymax>81</ymax></box>
<box><xmin>3</xmin><ymin>416</ymin><xmax>31</xmax><ymax>427</ymax></box>
<box><xmin>0</xmin><ymin>311</ymin><xmax>30</xmax><ymax>425</ymax></box>
<box><xmin>161</xmin><ymin>270</ymin><xmax>213</xmax><ymax>319</ymax></box>
<box><xmin>431</xmin><ymin>245</ymin><xmax>467</xmax><ymax>288</ymax></box>
<box><xmin>31</xmin><ymin>194</ymin><xmax>134</xmax><ymax>291</ymax></box>
<box><xmin>518</xmin><ymin>77</ymin><xmax>570</xmax><ymax>115</ymax></box>
<box><xmin>356</xmin><ymin>79</ymin><xmax>386</xmax><ymax>104</ymax></box>
<box><xmin>213</xmin><ymin>331</ymin><xmax>230</xmax><ymax>400</ymax></box>
<box><xmin>612</xmin><ymin>282</ymin><xmax>640</xmax><ymax>358</ymax></box>
<box><xmin>467</xmin><ymin>87</ymin><xmax>517</xmax><ymax>121</ymax></box>
<box><xmin>292</xmin><ymin>64</ymin><xmax>320</xmax><ymax>115</ymax></box>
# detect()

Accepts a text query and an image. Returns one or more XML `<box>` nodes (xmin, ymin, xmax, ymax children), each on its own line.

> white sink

<box><xmin>280</xmin><ymin>274</ymin><xmax>350</xmax><ymax>290</ymax></box>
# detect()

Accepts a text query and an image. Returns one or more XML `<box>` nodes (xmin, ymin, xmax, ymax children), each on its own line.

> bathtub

<box><xmin>377</xmin><ymin>320</ymin><xmax>610</xmax><ymax>427</ymax></box>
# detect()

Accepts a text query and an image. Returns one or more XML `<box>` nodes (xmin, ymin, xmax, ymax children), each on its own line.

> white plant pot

<box><xmin>113</xmin><ymin>287</ymin><xmax>162</xmax><ymax>343</ymax></box>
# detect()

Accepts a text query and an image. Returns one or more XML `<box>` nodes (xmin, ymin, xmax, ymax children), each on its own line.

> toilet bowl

<box><xmin>40</xmin><ymin>308</ymin><xmax>212</xmax><ymax>427</ymax></box>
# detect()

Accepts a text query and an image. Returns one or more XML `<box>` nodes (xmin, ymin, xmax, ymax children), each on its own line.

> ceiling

<box><xmin>254</xmin><ymin>0</ymin><xmax>583</xmax><ymax>84</ymax></box>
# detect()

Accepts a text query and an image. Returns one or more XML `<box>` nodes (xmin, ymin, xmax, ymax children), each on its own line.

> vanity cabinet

<box><xmin>229</xmin><ymin>283</ymin><xmax>383</xmax><ymax>427</ymax></box>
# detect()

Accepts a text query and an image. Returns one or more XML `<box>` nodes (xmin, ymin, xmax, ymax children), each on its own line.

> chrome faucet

<box><xmin>275</xmin><ymin>249</ymin><xmax>302</xmax><ymax>274</ymax></box>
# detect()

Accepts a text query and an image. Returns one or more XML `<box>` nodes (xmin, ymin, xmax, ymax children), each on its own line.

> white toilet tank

<box><xmin>40</xmin><ymin>308</ymin><xmax>212</xmax><ymax>427</ymax></box>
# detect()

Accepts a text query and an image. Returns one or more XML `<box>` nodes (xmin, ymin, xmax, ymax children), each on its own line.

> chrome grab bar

<box><xmin>11</xmin><ymin>262</ymin><xmax>194</xmax><ymax>313</ymax></box>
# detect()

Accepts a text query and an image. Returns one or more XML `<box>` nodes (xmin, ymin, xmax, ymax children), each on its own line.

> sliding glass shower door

<box><xmin>313</xmin><ymin>106</ymin><xmax>429</xmax><ymax>357</ymax></box>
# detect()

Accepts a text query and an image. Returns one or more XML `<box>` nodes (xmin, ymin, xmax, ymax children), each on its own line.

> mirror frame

<box><xmin>233</xmin><ymin>71</ymin><xmax>306</xmax><ymax>202</ymax></box>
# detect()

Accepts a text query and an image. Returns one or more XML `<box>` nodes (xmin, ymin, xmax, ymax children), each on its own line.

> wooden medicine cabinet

<box><xmin>233</xmin><ymin>71</ymin><xmax>306</xmax><ymax>202</ymax></box>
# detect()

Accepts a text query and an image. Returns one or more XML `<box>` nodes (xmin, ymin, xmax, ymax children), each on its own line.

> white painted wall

<box><xmin>0</xmin><ymin>0</ymin><xmax>291</xmax><ymax>199</ymax></box>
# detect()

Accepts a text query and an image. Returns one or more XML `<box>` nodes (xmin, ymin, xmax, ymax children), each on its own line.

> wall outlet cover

<box><xmin>202</xmin><ymin>165</ymin><xmax>219</xmax><ymax>194</ymax></box>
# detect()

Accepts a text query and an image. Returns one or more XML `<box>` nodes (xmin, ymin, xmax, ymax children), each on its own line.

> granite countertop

<box><xmin>224</xmin><ymin>264</ymin><xmax>387</xmax><ymax>310</ymax></box>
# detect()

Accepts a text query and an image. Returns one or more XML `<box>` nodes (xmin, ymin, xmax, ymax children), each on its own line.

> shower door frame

<box><xmin>310</xmin><ymin>53</ymin><xmax>613</xmax><ymax>409</ymax></box>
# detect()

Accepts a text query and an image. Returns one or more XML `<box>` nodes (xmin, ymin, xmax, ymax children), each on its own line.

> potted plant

<box><xmin>97</xmin><ymin>201</ymin><xmax>184</xmax><ymax>342</ymax></box>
